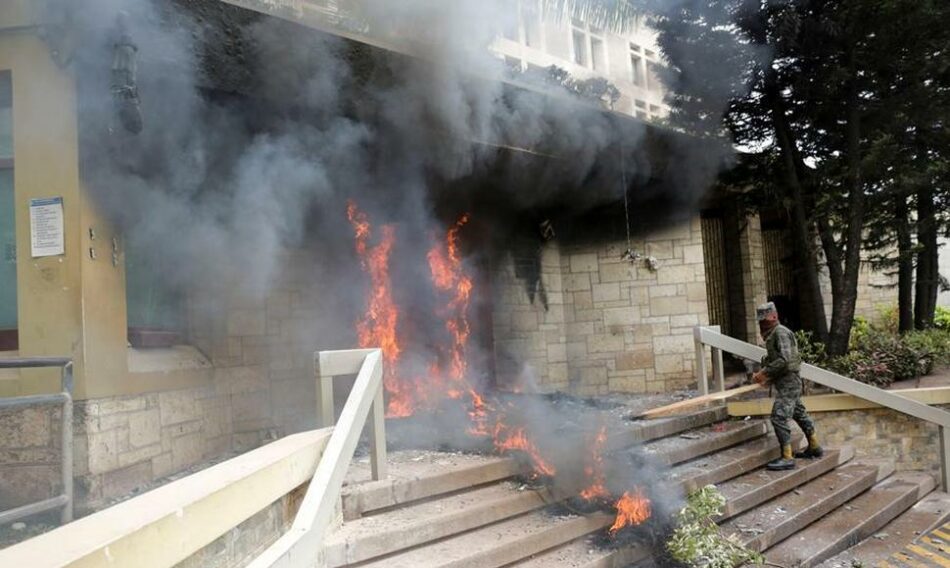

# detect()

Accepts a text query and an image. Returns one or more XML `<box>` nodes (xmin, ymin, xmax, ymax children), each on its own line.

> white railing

<box><xmin>694</xmin><ymin>325</ymin><xmax>950</xmax><ymax>490</ymax></box>
<box><xmin>247</xmin><ymin>348</ymin><xmax>386</xmax><ymax>568</ymax></box>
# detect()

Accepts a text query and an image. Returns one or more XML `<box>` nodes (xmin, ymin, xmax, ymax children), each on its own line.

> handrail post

<box><xmin>315</xmin><ymin>353</ymin><xmax>335</xmax><ymax>429</ymax></box>
<box><xmin>368</xmin><ymin>367</ymin><xmax>388</xmax><ymax>481</ymax></box>
<box><xmin>941</xmin><ymin>426</ymin><xmax>950</xmax><ymax>491</ymax></box>
<box><xmin>711</xmin><ymin>325</ymin><xmax>725</xmax><ymax>393</ymax></box>
<box><xmin>61</xmin><ymin>362</ymin><xmax>74</xmax><ymax>523</ymax></box>
<box><xmin>694</xmin><ymin>326</ymin><xmax>708</xmax><ymax>395</ymax></box>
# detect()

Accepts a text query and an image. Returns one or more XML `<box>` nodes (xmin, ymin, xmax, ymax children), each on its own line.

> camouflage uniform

<box><xmin>762</xmin><ymin>324</ymin><xmax>815</xmax><ymax>447</ymax></box>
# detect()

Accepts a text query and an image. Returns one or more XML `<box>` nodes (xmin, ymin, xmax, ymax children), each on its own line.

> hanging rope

<box><xmin>621</xmin><ymin>136</ymin><xmax>631</xmax><ymax>249</ymax></box>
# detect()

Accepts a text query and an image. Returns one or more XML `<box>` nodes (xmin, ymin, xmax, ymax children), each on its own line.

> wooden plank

<box><xmin>728</xmin><ymin>386</ymin><xmax>950</xmax><ymax>417</ymax></box>
<box><xmin>637</xmin><ymin>384</ymin><xmax>761</xmax><ymax>419</ymax></box>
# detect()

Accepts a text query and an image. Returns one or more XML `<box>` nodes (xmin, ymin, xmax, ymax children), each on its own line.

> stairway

<box><xmin>328</xmin><ymin>404</ymin><xmax>947</xmax><ymax>568</ymax></box>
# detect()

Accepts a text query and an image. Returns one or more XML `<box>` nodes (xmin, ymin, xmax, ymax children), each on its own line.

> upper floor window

<box><xmin>0</xmin><ymin>71</ymin><xmax>16</xmax><ymax>350</ymax></box>
<box><xmin>630</xmin><ymin>43</ymin><xmax>644</xmax><ymax>86</ymax></box>
<box><xmin>571</xmin><ymin>19</ymin><xmax>607</xmax><ymax>72</ymax></box>
<box><xmin>502</xmin><ymin>0</ymin><xmax>544</xmax><ymax>49</ymax></box>
<box><xmin>646</xmin><ymin>60</ymin><xmax>664</xmax><ymax>92</ymax></box>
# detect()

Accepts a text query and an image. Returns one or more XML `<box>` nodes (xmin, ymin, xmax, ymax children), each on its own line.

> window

<box><xmin>630</xmin><ymin>43</ymin><xmax>644</xmax><ymax>87</ymax></box>
<box><xmin>0</xmin><ymin>72</ymin><xmax>15</xmax><ymax>351</ymax></box>
<box><xmin>126</xmin><ymin>235</ymin><xmax>186</xmax><ymax>348</ymax></box>
<box><xmin>647</xmin><ymin>61</ymin><xmax>664</xmax><ymax>92</ymax></box>
<box><xmin>636</xmin><ymin>110</ymin><xmax>648</xmax><ymax>120</ymax></box>
<box><xmin>571</xmin><ymin>19</ymin><xmax>607</xmax><ymax>72</ymax></box>
<box><xmin>521</xmin><ymin>0</ymin><xmax>543</xmax><ymax>48</ymax></box>
<box><xmin>650</xmin><ymin>104</ymin><xmax>661</xmax><ymax>114</ymax></box>
<box><xmin>634</xmin><ymin>99</ymin><xmax>647</xmax><ymax>109</ymax></box>
<box><xmin>503</xmin><ymin>1</ymin><xmax>544</xmax><ymax>49</ymax></box>
<box><xmin>572</xmin><ymin>28</ymin><xmax>588</xmax><ymax>66</ymax></box>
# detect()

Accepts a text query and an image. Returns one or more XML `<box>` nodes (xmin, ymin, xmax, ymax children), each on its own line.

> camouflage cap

<box><xmin>756</xmin><ymin>301</ymin><xmax>777</xmax><ymax>321</ymax></box>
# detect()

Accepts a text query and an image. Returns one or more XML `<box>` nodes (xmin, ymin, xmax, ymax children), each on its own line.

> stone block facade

<box><xmin>812</xmin><ymin>406</ymin><xmax>943</xmax><ymax>477</ymax></box>
<box><xmin>0</xmin><ymin>405</ymin><xmax>63</xmax><ymax>511</ymax></box>
<box><xmin>492</xmin><ymin>217</ymin><xmax>710</xmax><ymax>396</ymax></box>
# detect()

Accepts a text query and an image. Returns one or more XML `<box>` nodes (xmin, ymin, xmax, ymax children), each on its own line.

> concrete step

<box><xmin>515</xmin><ymin>536</ymin><xmax>650</xmax><ymax>568</ymax></box>
<box><xmin>721</xmin><ymin>460</ymin><xmax>895</xmax><ymax>552</ymax></box>
<box><xmin>510</xmin><ymin>442</ymin><xmax>832</xmax><ymax>568</ymax></box>
<box><xmin>640</xmin><ymin>420</ymin><xmax>769</xmax><ymax>466</ymax></box>
<box><xmin>669</xmin><ymin>432</ymin><xmax>804</xmax><ymax>494</ymax></box>
<box><xmin>341</xmin><ymin>454</ymin><xmax>519</xmax><ymax>520</ymax></box>
<box><xmin>326</xmin><ymin>481</ymin><xmax>550</xmax><ymax>567</ymax></box>
<box><xmin>764</xmin><ymin>472</ymin><xmax>936</xmax><ymax>567</ymax></box>
<box><xmin>356</xmin><ymin>510</ymin><xmax>614</xmax><ymax>568</ymax></box>
<box><xmin>716</xmin><ymin>446</ymin><xmax>855</xmax><ymax>521</ymax></box>
<box><xmin>341</xmin><ymin>407</ymin><xmax>729</xmax><ymax>520</ymax></box>
<box><xmin>818</xmin><ymin>491</ymin><xmax>950</xmax><ymax>568</ymax></box>
<box><xmin>607</xmin><ymin>406</ymin><xmax>729</xmax><ymax>451</ymax></box>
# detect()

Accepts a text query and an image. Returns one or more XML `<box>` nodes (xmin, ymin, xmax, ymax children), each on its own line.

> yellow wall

<box><xmin>0</xmin><ymin>18</ymin><xmax>210</xmax><ymax>399</ymax></box>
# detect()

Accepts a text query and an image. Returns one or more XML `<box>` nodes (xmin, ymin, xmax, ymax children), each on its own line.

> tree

<box><xmin>555</xmin><ymin>0</ymin><xmax>950</xmax><ymax>352</ymax></box>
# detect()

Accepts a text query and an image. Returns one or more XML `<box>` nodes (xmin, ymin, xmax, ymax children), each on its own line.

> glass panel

<box><xmin>631</xmin><ymin>54</ymin><xmax>643</xmax><ymax>86</ymax></box>
<box><xmin>0</xmin><ymin>72</ymin><xmax>15</xmax><ymax>332</ymax></box>
<box><xmin>572</xmin><ymin>30</ymin><xmax>588</xmax><ymax>66</ymax></box>
<box><xmin>0</xmin><ymin>170</ymin><xmax>15</xmax><ymax>330</ymax></box>
<box><xmin>522</xmin><ymin>1</ymin><xmax>543</xmax><ymax>48</ymax></box>
<box><xmin>590</xmin><ymin>37</ymin><xmax>605</xmax><ymax>72</ymax></box>
<box><xmin>0</xmin><ymin>72</ymin><xmax>10</xmax><ymax>159</ymax></box>
<box><xmin>126</xmin><ymin>236</ymin><xmax>185</xmax><ymax>332</ymax></box>
<box><xmin>648</xmin><ymin>61</ymin><xmax>663</xmax><ymax>91</ymax></box>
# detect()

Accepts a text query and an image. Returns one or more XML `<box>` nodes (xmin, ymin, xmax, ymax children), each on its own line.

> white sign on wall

<box><xmin>30</xmin><ymin>197</ymin><xmax>65</xmax><ymax>258</ymax></box>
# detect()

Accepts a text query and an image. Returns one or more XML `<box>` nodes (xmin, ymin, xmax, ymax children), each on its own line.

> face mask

<box><xmin>759</xmin><ymin>318</ymin><xmax>777</xmax><ymax>336</ymax></box>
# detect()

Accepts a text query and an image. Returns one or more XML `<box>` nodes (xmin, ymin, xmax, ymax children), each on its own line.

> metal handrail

<box><xmin>0</xmin><ymin>358</ymin><xmax>74</xmax><ymax>525</ymax></box>
<box><xmin>693</xmin><ymin>325</ymin><xmax>950</xmax><ymax>489</ymax></box>
<box><xmin>246</xmin><ymin>348</ymin><xmax>386</xmax><ymax>568</ymax></box>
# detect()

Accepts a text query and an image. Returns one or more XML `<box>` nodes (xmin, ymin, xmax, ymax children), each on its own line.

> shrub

<box><xmin>795</xmin><ymin>330</ymin><xmax>827</xmax><ymax>366</ymax></box>
<box><xmin>936</xmin><ymin>306</ymin><xmax>950</xmax><ymax>331</ymax></box>
<box><xmin>666</xmin><ymin>485</ymin><xmax>763</xmax><ymax>568</ymax></box>
<box><xmin>904</xmin><ymin>329</ymin><xmax>950</xmax><ymax>375</ymax></box>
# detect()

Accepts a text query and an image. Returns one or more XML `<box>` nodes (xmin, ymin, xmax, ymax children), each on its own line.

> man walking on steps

<box><xmin>751</xmin><ymin>302</ymin><xmax>823</xmax><ymax>471</ymax></box>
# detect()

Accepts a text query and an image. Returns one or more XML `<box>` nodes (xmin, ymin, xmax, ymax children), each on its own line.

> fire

<box><xmin>609</xmin><ymin>488</ymin><xmax>652</xmax><ymax>535</ymax></box>
<box><xmin>347</xmin><ymin>201</ymin><xmax>412</xmax><ymax>417</ymax></box>
<box><xmin>346</xmin><ymin>202</ymin><xmax>653</xmax><ymax>535</ymax></box>
<box><xmin>579</xmin><ymin>425</ymin><xmax>610</xmax><ymax>502</ymax></box>
<box><xmin>427</xmin><ymin>214</ymin><xmax>473</xmax><ymax>386</ymax></box>
<box><xmin>492</xmin><ymin>422</ymin><xmax>557</xmax><ymax>478</ymax></box>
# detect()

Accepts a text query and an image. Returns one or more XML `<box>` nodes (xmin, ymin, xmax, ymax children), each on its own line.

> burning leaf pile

<box><xmin>346</xmin><ymin>201</ymin><xmax>654</xmax><ymax>537</ymax></box>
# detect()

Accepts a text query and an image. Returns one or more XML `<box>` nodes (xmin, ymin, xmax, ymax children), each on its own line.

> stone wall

<box><xmin>72</xmin><ymin>386</ymin><xmax>234</xmax><ymax>513</ymax></box>
<box><xmin>0</xmin><ymin>405</ymin><xmax>62</xmax><ymax>511</ymax></box>
<box><xmin>492</xmin><ymin>216</ymin><xmax>710</xmax><ymax>395</ymax></box>
<box><xmin>813</xmin><ymin>406</ymin><xmax>944</xmax><ymax>477</ymax></box>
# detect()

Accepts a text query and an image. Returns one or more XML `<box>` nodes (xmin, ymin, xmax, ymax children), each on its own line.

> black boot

<box><xmin>794</xmin><ymin>433</ymin><xmax>824</xmax><ymax>459</ymax></box>
<box><xmin>767</xmin><ymin>444</ymin><xmax>796</xmax><ymax>471</ymax></box>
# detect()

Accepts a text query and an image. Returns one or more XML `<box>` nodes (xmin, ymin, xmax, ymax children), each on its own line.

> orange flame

<box><xmin>579</xmin><ymin>426</ymin><xmax>610</xmax><ymax>502</ymax></box>
<box><xmin>427</xmin><ymin>214</ymin><xmax>473</xmax><ymax>386</ymax></box>
<box><xmin>609</xmin><ymin>488</ymin><xmax>652</xmax><ymax>534</ymax></box>
<box><xmin>347</xmin><ymin>201</ymin><xmax>413</xmax><ymax>418</ymax></box>
<box><xmin>492</xmin><ymin>422</ymin><xmax>557</xmax><ymax>478</ymax></box>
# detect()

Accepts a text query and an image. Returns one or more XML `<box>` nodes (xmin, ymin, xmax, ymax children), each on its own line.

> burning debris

<box><xmin>346</xmin><ymin>202</ymin><xmax>666</xmax><ymax>540</ymax></box>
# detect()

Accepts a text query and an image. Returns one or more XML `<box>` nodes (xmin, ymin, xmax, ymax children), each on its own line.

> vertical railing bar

<box><xmin>694</xmin><ymin>327</ymin><xmax>708</xmax><ymax>396</ymax></box>
<box><xmin>369</xmin><ymin>368</ymin><xmax>388</xmax><ymax>481</ymax></box>
<box><xmin>941</xmin><ymin>426</ymin><xmax>950</xmax><ymax>492</ymax></box>
<box><xmin>315</xmin><ymin>353</ymin><xmax>335</xmax><ymax>429</ymax></box>
<box><xmin>61</xmin><ymin>362</ymin><xmax>74</xmax><ymax>523</ymax></box>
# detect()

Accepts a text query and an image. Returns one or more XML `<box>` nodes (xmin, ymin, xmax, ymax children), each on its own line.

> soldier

<box><xmin>752</xmin><ymin>302</ymin><xmax>823</xmax><ymax>471</ymax></box>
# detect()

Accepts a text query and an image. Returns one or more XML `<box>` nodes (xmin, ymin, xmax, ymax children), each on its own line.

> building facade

<box><xmin>0</xmin><ymin>0</ymin><xmax>898</xmax><ymax>518</ymax></box>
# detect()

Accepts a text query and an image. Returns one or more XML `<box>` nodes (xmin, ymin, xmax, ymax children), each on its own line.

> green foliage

<box><xmin>666</xmin><ymin>485</ymin><xmax>763</xmax><ymax>568</ymax></box>
<box><xmin>795</xmin><ymin>330</ymin><xmax>827</xmax><ymax>366</ymax></box>
<box><xmin>824</xmin><ymin>325</ymin><xmax>950</xmax><ymax>387</ymax></box>
<box><xmin>935</xmin><ymin>306</ymin><xmax>950</xmax><ymax>331</ymax></box>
